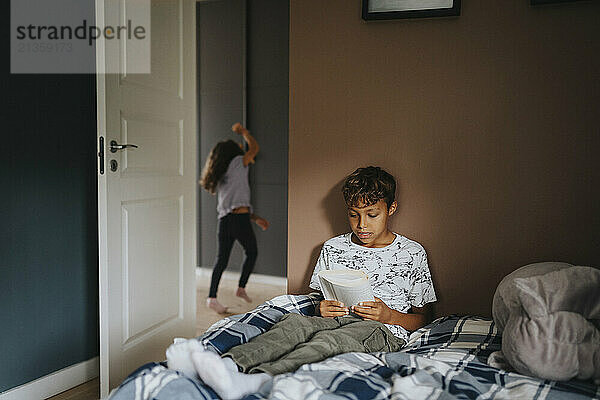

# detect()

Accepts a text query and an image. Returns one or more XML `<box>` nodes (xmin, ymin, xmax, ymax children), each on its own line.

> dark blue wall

<box><xmin>0</xmin><ymin>2</ymin><xmax>98</xmax><ymax>392</ymax></box>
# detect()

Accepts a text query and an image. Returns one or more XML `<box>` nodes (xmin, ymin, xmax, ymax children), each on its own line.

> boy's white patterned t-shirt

<box><xmin>309</xmin><ymin>233</ymin><xmax>437</xmax><ymax>341</ymax></box>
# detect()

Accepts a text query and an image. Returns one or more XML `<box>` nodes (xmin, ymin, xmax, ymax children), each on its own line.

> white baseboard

<box><xmin>0</xmin><ymin>356</ymin><xmax>99</xmax><ymax>400</ymax></box>
<box><xmin>196</xmin><ymin>267</ymin><xmax>287</xmax><ymax>287</ymax></box>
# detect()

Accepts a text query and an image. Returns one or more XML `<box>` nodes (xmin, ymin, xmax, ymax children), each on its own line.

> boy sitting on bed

<box><xmin>310</xmin><ymin>166</ymin><xmax>437</xmax><ymax>340</ymax></box>
<box><xmin>167</xmin><ymin>166</ymin><xmax>437</xmax><ymax>399</ymax></box>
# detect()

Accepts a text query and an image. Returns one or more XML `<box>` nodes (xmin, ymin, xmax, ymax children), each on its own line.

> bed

<box><xmin>109</xmin><ymin>294</ymin><xmax>600</xmax><ymax>399</ymax></box>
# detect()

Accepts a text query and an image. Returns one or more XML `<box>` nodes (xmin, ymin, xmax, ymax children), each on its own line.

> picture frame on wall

<box><xmin>362</xmin><ymin>0</ymin><xmax>461</xmax><ymax>20</ymax></box>
<box><xmin>531</xmin><ymin>0</ymin><xmax>584</xmax><ymax>4</ymax></box>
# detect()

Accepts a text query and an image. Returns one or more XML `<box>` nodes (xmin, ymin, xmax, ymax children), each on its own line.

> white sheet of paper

<box><xmin>318</xmin><ymin>270</ymin><xmax>374</xmax><ymax>306</ymax></box>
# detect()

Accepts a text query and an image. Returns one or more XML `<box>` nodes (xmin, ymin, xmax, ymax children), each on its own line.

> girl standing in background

<box><xmin>200</xmin><ymin>123</ymin><xmax>269</xmax><ymax>313</ymax></box>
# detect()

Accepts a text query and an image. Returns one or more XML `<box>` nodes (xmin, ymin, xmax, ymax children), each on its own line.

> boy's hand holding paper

<box><xmin>352</xmin><ymin>297</ymin><xmax>394</xmax><ymax>323</ymax></box>
<box><xmin>319</xmin><ymin>299</ymin><xmax>349</xmax><ymax>317</ymax></box>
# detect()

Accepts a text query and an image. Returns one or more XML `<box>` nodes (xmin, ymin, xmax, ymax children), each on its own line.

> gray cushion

<box><xmin>492</xmin><ymin>262</ymin><xmax>572</xmax><ymax>332</ymax></box>
<box><xmin>491</xmin><ymin>262</ymin><xmax>600</xmax><ymax>382</ymax></box>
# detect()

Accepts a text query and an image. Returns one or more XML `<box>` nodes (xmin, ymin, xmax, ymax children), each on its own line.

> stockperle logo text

<box><xmin>15</xmin><ymin>19</ymin><xmax>146</xmax><ymax>46</ymax></box>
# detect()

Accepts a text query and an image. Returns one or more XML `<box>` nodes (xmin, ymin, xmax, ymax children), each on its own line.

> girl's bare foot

<box><xmin>235</xmin><ymin>287</ymin><xmax>252</xmax><ymax>303</ymax></box>
<box><xmin>206</xmin><ymin>297</ymin><xmax>228</xmax><ymax>314</ymax></box>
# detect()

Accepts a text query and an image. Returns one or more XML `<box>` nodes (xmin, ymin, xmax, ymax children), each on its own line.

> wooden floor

<box><xmin>195</xmin><ymin>274</ymin><xmax>288</xmax><ymax>334</ymax></box>
<box><xmin>47</xmin><ymin>276</ymin><xmax>286</xmax><ymax>400</ymax></box>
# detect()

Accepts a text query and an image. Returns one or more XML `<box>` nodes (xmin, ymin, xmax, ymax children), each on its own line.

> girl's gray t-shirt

<box><xmin>216</xmin><ymin>155</ymin><xmax>252</xmax><ymax>218</ymax></box>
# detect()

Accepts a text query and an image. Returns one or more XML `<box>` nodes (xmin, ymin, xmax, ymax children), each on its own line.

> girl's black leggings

<box><xmin>209</xmin><ymin>213</ymin><xmax>258</xmax><ymax>298</ymax></box>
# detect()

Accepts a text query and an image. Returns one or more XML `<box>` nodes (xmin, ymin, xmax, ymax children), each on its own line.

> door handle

<box><xmin>98</xmin><ymin>136</ymin><xmax>105</xmax><ymax>175</ymax></box>
<box><xmin>110</xmin><ymin>140</ymin><xmax>139</xmax><ymax>153</ymax></box>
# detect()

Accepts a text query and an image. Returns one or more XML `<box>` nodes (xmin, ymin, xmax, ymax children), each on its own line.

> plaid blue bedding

<box><xmin>108</xmin><ymin>294</ymin><xmax>600</xmax><ymax>400</ymax></box>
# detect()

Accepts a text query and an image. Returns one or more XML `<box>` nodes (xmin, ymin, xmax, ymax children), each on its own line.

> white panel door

<box><xmin>96</xmin><ymin>0</ymin><xmax>196</xmax><ymax>397</ymax></box>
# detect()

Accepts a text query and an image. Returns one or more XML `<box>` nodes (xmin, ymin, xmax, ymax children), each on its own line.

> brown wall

<box><xmin>287</xmin><ymin>0</ymin><xmax>600</xmax><ymax>317</ymax></box>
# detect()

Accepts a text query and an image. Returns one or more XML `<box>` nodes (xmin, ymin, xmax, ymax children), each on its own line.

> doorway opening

<box><xmin>195</xmin><ymin>0</ymin><xmax>289</xmax><ymax>334</ymax></box>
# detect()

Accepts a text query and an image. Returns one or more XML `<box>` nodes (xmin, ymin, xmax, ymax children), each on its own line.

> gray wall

<box><xmin>247</xmin><ymin>0</ymin><xmax>289</xmax><ymax>279</ymax></box>
<box><xmin>0</xmin><ymin>0</ymin><xmax>99</xmax><ymax>391</ymax></box>
<box><xmin>198</xmin><ymin>0</ymin><xmax>247</xmax><ymax>274</ymax></box>
<box><xmin>197</xmin><ymin>0</ymin><xmax>289</xmax><ymax>279</ymax></box>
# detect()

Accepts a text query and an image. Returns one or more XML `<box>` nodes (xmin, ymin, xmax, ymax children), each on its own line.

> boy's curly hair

<box><xmin>342</xmin><ymin>166</ymin><xmax>396</xmax><ymax>209</ymax></box>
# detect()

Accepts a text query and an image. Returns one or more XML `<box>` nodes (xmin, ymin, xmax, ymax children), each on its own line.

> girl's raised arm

<box><xmin>232</xmin><ymin>123</ymin><xmax>259</xmax><ymax>166</ymax></box>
